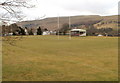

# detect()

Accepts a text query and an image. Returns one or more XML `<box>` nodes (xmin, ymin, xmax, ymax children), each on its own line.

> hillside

<box><xmin>17</xmin><ymin>15</ymin><xmax>118</xmax><ymax>31</ymax></box>
<box><xmin>94</xmin><ymin>15</ymin><xmax>118</xmax><ymax>30</ymax></box>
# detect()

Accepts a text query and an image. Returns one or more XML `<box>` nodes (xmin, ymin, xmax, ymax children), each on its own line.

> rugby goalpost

<box><xmin>57</xmin><ymin>15</ymin><xmax>71</xmax><ymax>40</ymax></box>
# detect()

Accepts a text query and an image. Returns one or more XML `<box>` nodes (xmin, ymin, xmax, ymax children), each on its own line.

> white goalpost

<box><xmin>69</xmin><ymin>16</ymin><xmax>71</xmax><ymax>40</ymax></box>
<box><xmin>57</xmin><ymin>15</ymin><xmax>72</xmax><ymax>40</ymax></box>
<box><xmin>57</xmin><ymin>14</ymin><xmax>60</xmax><ymax>40</ymax></box>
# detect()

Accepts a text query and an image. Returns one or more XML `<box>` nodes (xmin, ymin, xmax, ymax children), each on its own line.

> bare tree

<box><xmin>0</xmin><ymin>0</ymin><xmax>35</xmax><ymax>45</ymax></box>
<box><xmin>0</xmin><ymin>0</ymin><xmax>35</xmax><ymax>23</ymax></box>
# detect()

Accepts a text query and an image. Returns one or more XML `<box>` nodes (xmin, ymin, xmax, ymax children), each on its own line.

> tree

<box><xmin>59</xmin><ymin>23</ymin><xmax>69</xmax><ymax>35</ymax></box>
<box><xmin>44</xmin><ymin>28</ymin><xmax>48</xmax><ymax>31</ymax></box>
<box><xmin>0</xmin><ymin>0</ymin><xmax>34</xmax><ymax>23</ymax></box>
<box><xmin>86</xmin><ymin>25</ymin><xmax>98</xmax><ymax>36</ymax></box>
<box><xmin>97</xmin><ymin>28</ymin><xmax>113</xmax><ymax>36</ymax></box>
<box><xmin>2</xmin><ymin>25</ymin><xmax>6</xmax><ymax>36</ymax></box>
<box><xmin>0</xmin><ymin>0</ymin><xmax>35</xmax><ymax>46</ymax></box>
<box><xmin>18</xmin><ymin>27</ymin><xmax>26</xmax><ymax>35</ymax></box>
<box><xmin>37</xmin><ymin>26</ymin><xmax>43</xmax><ymax>35</ymax></box>
<box><xmin>29</xmin><ymin>29</ymin><xmax>34</xmax><ymax>35</ymax></box>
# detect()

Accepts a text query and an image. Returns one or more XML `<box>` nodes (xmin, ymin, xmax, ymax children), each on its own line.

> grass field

<box><xmin>2</xmin><ymin>36</ymin><xmax>118</xmax><ymax>81</ymax></box>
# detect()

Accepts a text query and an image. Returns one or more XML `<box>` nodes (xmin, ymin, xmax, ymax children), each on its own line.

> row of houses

<box><xmin>2</xmin><ymin>28</ymin><xmax>56</xmax><ymax>36</ymax></box>
<box><xmin>0</xmin><ymin>24</ymin><xmax>56</xmax><ymax>36</ymax></box>
<box><xmin>2</xmin><ymin>23</ymin><xmax>118</xmax><ymax>37</ymax></box>
<box><xmin>1</xmin><ymin>23</ymin><xmax>88</xmax><ymax>36</ymax></box>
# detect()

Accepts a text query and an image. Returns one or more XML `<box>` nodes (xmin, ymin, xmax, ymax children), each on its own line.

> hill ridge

<box><xmin>17</xmin><ymin>15</ymin><xmax>118</xmax><ymax>30</ymax></box>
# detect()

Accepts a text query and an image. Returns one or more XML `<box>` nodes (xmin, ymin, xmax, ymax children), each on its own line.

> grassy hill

<box><xmin>94</xmin><ymin>15</ymin><xmax>118</xmax><ymax>30</ymax></box>
<box><xmin>17</xmin><ymin>15</ymin><xmax>118</xmax><ymax>30</ymax></box>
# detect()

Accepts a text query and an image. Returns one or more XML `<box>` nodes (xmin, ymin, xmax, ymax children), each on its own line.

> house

<box><xmin>70</xmin><ymin>29</ymin><xmax>86</xmax><ymax>36</ymax></box>
<box><xmin>8</xmin><ymin>32</ymin><xmax>13</xmax><ymax>36</ymax></box>
<box><xmin>98</xmin><ymin>34</ymin><xmax>103</xmax><ymax>36</ymax></box>
<box><xmin>43</xmin><ymin>31</ymin><xmax>50</xmax><ymax>35</ymax></box>
<box><xmin>24</xmin><ymin>28</ymin><xmax>29</xmax><ymax>35</ymax></box>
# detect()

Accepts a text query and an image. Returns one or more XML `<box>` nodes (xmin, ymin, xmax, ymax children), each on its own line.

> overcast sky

<box><xmin>21</xmin><ymin>0</ymin><xmax>119</xmax><ymax>20</ymax></box>
<box><xmin>0</xmin><ymin>0</ymin><xmax>119</xmax><ymax>21</ymax></box>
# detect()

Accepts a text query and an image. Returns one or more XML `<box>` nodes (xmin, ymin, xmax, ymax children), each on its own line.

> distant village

<box><xmin>0</xmin><ymin>23</ymin><xmax>119</xmax><ymax>37</ymax></box>
<box><xmin>0</xmin><ymin>23</ymin><xmax>57</xmax><ymax>36</ymax></box>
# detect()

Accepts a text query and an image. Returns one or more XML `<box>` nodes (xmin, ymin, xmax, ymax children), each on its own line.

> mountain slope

<box><xmin>17</xmin><ymin>15</ymin><xmax>118</xmax><ymax>30</ymax></box>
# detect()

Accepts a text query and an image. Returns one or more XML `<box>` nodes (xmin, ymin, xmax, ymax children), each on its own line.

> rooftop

<box><xmin>71</xmin><ymin>29</ymin><xmax>86</xmax><ymax>32</ymax></box>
